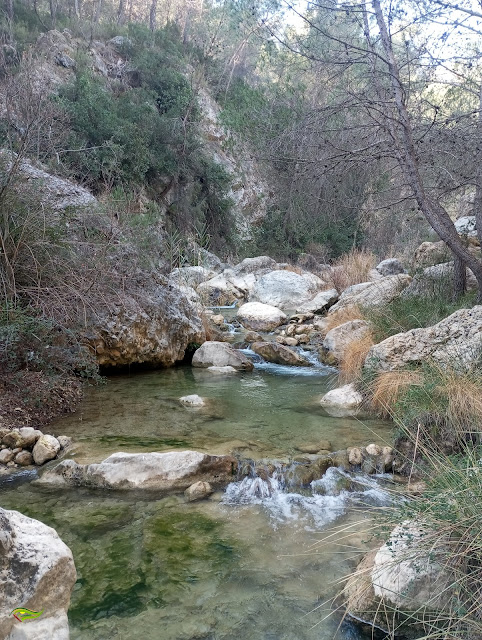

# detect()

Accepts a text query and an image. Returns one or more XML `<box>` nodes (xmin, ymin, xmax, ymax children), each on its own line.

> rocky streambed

<box><xmin>0</xmin><ymin>347</ymin><xmax>399</xmax><ymax>640</ymax></box>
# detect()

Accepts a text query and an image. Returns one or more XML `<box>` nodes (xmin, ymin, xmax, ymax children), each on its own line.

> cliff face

<box><xmin>4</xmin><ymin>29</ymin><xmax>270</xmax><ymax>241</ymax></box>
<box><xmin>197</xmin><ymin>88</ymin><xmax>271</xmax><ymax>239</ymax></box>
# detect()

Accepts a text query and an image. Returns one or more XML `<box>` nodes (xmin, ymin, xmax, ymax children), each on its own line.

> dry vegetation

<box><xmin>331</xmin><ymin>248</ymin><xmax>376</xmax><ymax>292</ymax></box>
<box><xmin>322</xmin><ymin>305</ymin><xmax>365</xmax><ymax>334</ymax></box>
<box><xmin>338</xmin><ymin>331</ymin><xmax>374</xmax><ymax>383</ymax></box>
<box><xmin>368</xmin><ymin>370</ymin><xmax>424</xmax><ymax>418</ymax></box>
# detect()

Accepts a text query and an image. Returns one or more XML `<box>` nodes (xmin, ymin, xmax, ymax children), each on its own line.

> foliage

<box><xmin>380</xmin><ymin>444</ymin><xmax>482</xmax><ymax>640</ymax></box>
<box><xmin>338</xmin><ymin>331</ymin><xmax>374</xmax><ymax>384</ymax></box>
<box><xmin>56</xmin><ymin>69</ymin><xmax>191</xmax><ymax>188</ymax></box>
<box><xmin>391</xmin><ymin>363</ymin><xmax>482</xmax><ymax>449</ymax></box>
<box><xmin>0</xmin><ymin>303</ymin><xmax>98</xmax><ymax>379</ymax></box>
<box><xmin>365</xmin><ymin>289</ymin><xmax>477</xmax><ymax>344</ymax></box>
<box><xmin>331</xmin><ymin>249</ymin><xmax>377</xmax><ymax>292</ymax></box>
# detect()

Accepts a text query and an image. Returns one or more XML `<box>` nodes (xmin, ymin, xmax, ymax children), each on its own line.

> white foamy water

<box><xmin>241</xmin><ymin>347</ymin><xmax>336</xmax><ymax>377</ymax></box>
<box><xmin>223</xmin><ymin>466</ymin><xmax>394</xmax><ymax>530</ymax></box>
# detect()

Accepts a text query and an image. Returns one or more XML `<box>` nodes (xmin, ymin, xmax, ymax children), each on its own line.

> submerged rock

<box><xmin>295</xmin><ymin>440</ymin><xmax>332</xmax><ymax>454</ymax></box>
<box><xmin>37</xmin><ymin>451</ymin><xmax>238</xmax><ymax>492</ymax></box>
<box><xmin>237</xmin><ymin>301</ymin><xmax>287</xmax><ymax>331</ymax></box>
<box><xmin>192</xmin><ymin>341</ymin><xmax>254</xmax><ymax>371</ymax></box>
<box><xmin>184</xmin><ymin>481</ymin><xmax>214</xmax><ymax>502</ymax></box>
<box><xmin>244</xmin><ymin>330</ymin><xmax>263</xmax><ymax>343</ymax></box>
<box><xmin>0</xmin><ymin>508</ymin><xmax>76</xmax><ymax>640</ymax></box>
<box><xmin>206</xmin><ymin>365</ymin><xmax>238</xmax><ymax>374</ymax></box>
<box><xmin>251</xmin><ymin>341</ymin><xmax>309</xmax><ymax>366</ymax></box>
<box><xmin>179</xmin><ymin>394</ymin><xmax>205</xmax><ymax>407</ymax></box>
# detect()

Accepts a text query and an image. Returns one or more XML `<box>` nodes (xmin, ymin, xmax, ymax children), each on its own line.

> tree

<box><xmin>273</xmin><ymin>0</ymin><xmax>482</xmax><ymax>298</ymax></box>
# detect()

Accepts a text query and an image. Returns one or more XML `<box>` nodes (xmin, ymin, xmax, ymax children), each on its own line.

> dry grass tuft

<box><xmin>323</xmin><ymin>305</ymin><xmax>365</xmax><ymax>334</ymax></box>
<box><xmin>332</xmin><ymin>248</ymin><xmax>377</xmax><ymax>292</ymax></box>
<box><xmin>339</xmin><ymin>332</ymin><xmax>375</xmax><ymax>383</ymax></box>
<box><xmin>437</xmin><ymin>367</ymin><xmax>482</xmax><ymax>438</ymax></box>
<box><xmin>282</xmin><ymin>264</ymin><xmax>304</xmax><ymax>275</ymax></box>
<box><xmin>369</xmin><ymin>370</ymin><xmax>424</xmax><ymax>417</ymax></box>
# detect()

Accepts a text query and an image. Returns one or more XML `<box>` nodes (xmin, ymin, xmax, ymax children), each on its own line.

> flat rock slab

<box><xmin>36</xmin><ymin>451</ymin><xmax>238</xmax><ymax>492</ymax></box>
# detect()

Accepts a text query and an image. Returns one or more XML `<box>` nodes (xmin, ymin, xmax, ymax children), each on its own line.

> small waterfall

<box><xmin>240</xmin><ymin>347</ymin><xmax>335</xmax><ymax>377</ymax></box>
<box><xmin>223</xmin><ymin>462</ymin><xmax>394</xmax><ymax>530</ymax></box>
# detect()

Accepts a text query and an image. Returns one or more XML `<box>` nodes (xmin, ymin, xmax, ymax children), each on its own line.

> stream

<box><xmin>0</xmin><ymin>349</ymin><xmax>395</xmax><ymax>640</ymax></box>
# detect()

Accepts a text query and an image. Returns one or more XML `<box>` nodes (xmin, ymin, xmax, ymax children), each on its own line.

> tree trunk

<box><xmin>49</xmin><ymin>0</ymin><xmax>57</xmax><ymax>28</ymax></box>
<box><xmin>5</xmin><ymin>0</ymin><xmax>14</xmax><ymax>34</ymax></box>
<box><xmin>474</xmin><ymin>83</ymin><xmax>482</xmax><ymax>254</ymax></box>
<box><xmin>371</xmin><ymin>0</ymin><xmax>482</xmax><ymax>302</ymax></box>
<box><xmin>149</xmin><ymin>0</ymin><xmax>158</xmax><ymax>31</ymax></box>
<box><xmin>117</xmin><ymin>0</ymin><xmax>126</xmax><ymax>24</ymax></box>
<box><xmin>453</xmin><ymin>254</ymin><xmax>467</xmax><ymax>301</ymax></box>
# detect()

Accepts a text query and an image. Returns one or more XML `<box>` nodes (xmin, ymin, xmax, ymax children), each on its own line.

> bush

<box><xmin>0</xmin><ymin>304</ymin><xmax>98</xmax><ymax>379</ymax></box>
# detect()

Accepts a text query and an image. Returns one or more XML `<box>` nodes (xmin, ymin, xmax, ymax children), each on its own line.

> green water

<box><xmin>0</xmin><ymin>361</ymin><xmax>393</xmax><ymax>639</ymax></box>
<box><xmin>47</xmin><ymin>363</ymin><xmax>393</xmax><ymax>463</ymax></box>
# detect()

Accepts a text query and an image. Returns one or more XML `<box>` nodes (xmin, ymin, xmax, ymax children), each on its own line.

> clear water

<box><xmin>0</xmin><ymin>356</ymin><xmax>394</xmax><ymax>639</ymax></box>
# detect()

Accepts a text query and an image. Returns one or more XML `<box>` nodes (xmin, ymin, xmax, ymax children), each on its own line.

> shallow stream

<box><xmin>0</xmin><ymin>351</ymin><xmax>394</xmax><ymax>639</ymax></box>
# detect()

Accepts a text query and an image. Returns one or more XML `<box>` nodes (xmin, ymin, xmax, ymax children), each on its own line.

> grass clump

<box><xmin>366</xmin><ymin>290</ymin><xmax>477</xmax><ymax>343</ymax></box>
<box><xmin>378</xmin><ymin>445</ymin><xmax>482</xmax><ymax>640</ymax></box>
<box><xmin>393</xmin><ymin>363</ymin><xmax>482</xmax><ymax>450</ymax></box>
<box><xmin>322</xmin><ymin>305</ymin><xmax>364</xmax><ymax>334</ymax></box>
<box><xmin>331</xmin><ymin>248</ymin><xmax>376</xmax><ymax>292</ymax></box>
<box><xmin>338</xmin><ymin>331</ymin><xmax>374</xmax><ymax>383</ymax></box>
<box><xmin>369</xmin><ymin>369</ymin><xmax>424</xmax><ymax>418</ymax></box>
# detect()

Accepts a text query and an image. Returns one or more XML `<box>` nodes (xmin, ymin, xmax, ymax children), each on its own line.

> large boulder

<box><xmin>319</xmin><ymin>384</ymin><xmax>363</xmax><ymax>417</ymax></box>
<box><xmin>0</xmin><ymin>508</ymin><xmax>76</xmax><ymax>640</ymax></box>
<box><xmin>251</xmin><ymin>341</ymin><xmax>309</xmax><ymax>366</ymax></box>
<box><xmin>322</xmin><ymin>320</ymin><xmax>371</xmax><ymax>364</ymax></box>
<box><xmin>295</xmin><ymin>289</ymin><xmax>339</xmax><ymax>314</ymax></box>
<box><xmin>90</xmin><ymin>282</ymin><xmax>205</xmax><ymax>368</ymax></box>
<box><xmin>402</xmin><ymin>262</ymin><xmax>478</xmax><ymax>297</ymax></box>
<box><xmin>192</xmin><ymin>341</ymin><xmax>254</xmax><ymax>371</ymax></box>
<box><xmin>250</xmin><ymin>270</ymin><xmax>325</xmax><ymax>309</ymax></box>
<box><xmin>454</xmin><ymin>215</ymin><xmax>477</xmax><ymax>237</ymax></box>
<box><xmin>36</xmin><ymin>451</ymin><xmax>238</xmax><ymax>491</ymax></box>
<box><xmin>375</xmin><ymin>258</ymin><xmax>406</xmax><ymax>276</ymax></box>
<box><xmin>196</xmin><ymin>274</ymin><xmax>245</xmax><ymax>306</ymax></box>
<box><xmin>1</xmin><ymin>151</ymin><xmax>96</xmax><ymax>212</ymax></box>
<box><xmin>365</xmin><ymin>306</ymin><xmax>482</xmax><ymax>372</ymax></box>
<box><xmin>329</xmin><ymin>274</ymin><xmax>412</xmax><ymax>313</ymax></box>
<box><xmin>232</xmin><ymin>256</ymin><xmax>278</xmax><ymax>275</ymax></box>
<box><xmin>413</xmin><ymin>240</ymin><xmax>452</xmax><ymax>269</ymax></box>
<box><xmin>168</xmin><ymin>266</ymin><xmax>217</xmax><ymax>288</ymax></box>
<box><xmin>344</xmin><ymin>521</ymin><xmax>453</xmax><ymax>637</ymax></box>
<box><xmin>237</xmin><ymin>302</ymin><xmax>287</xmax><ymax>331</ymax></box>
